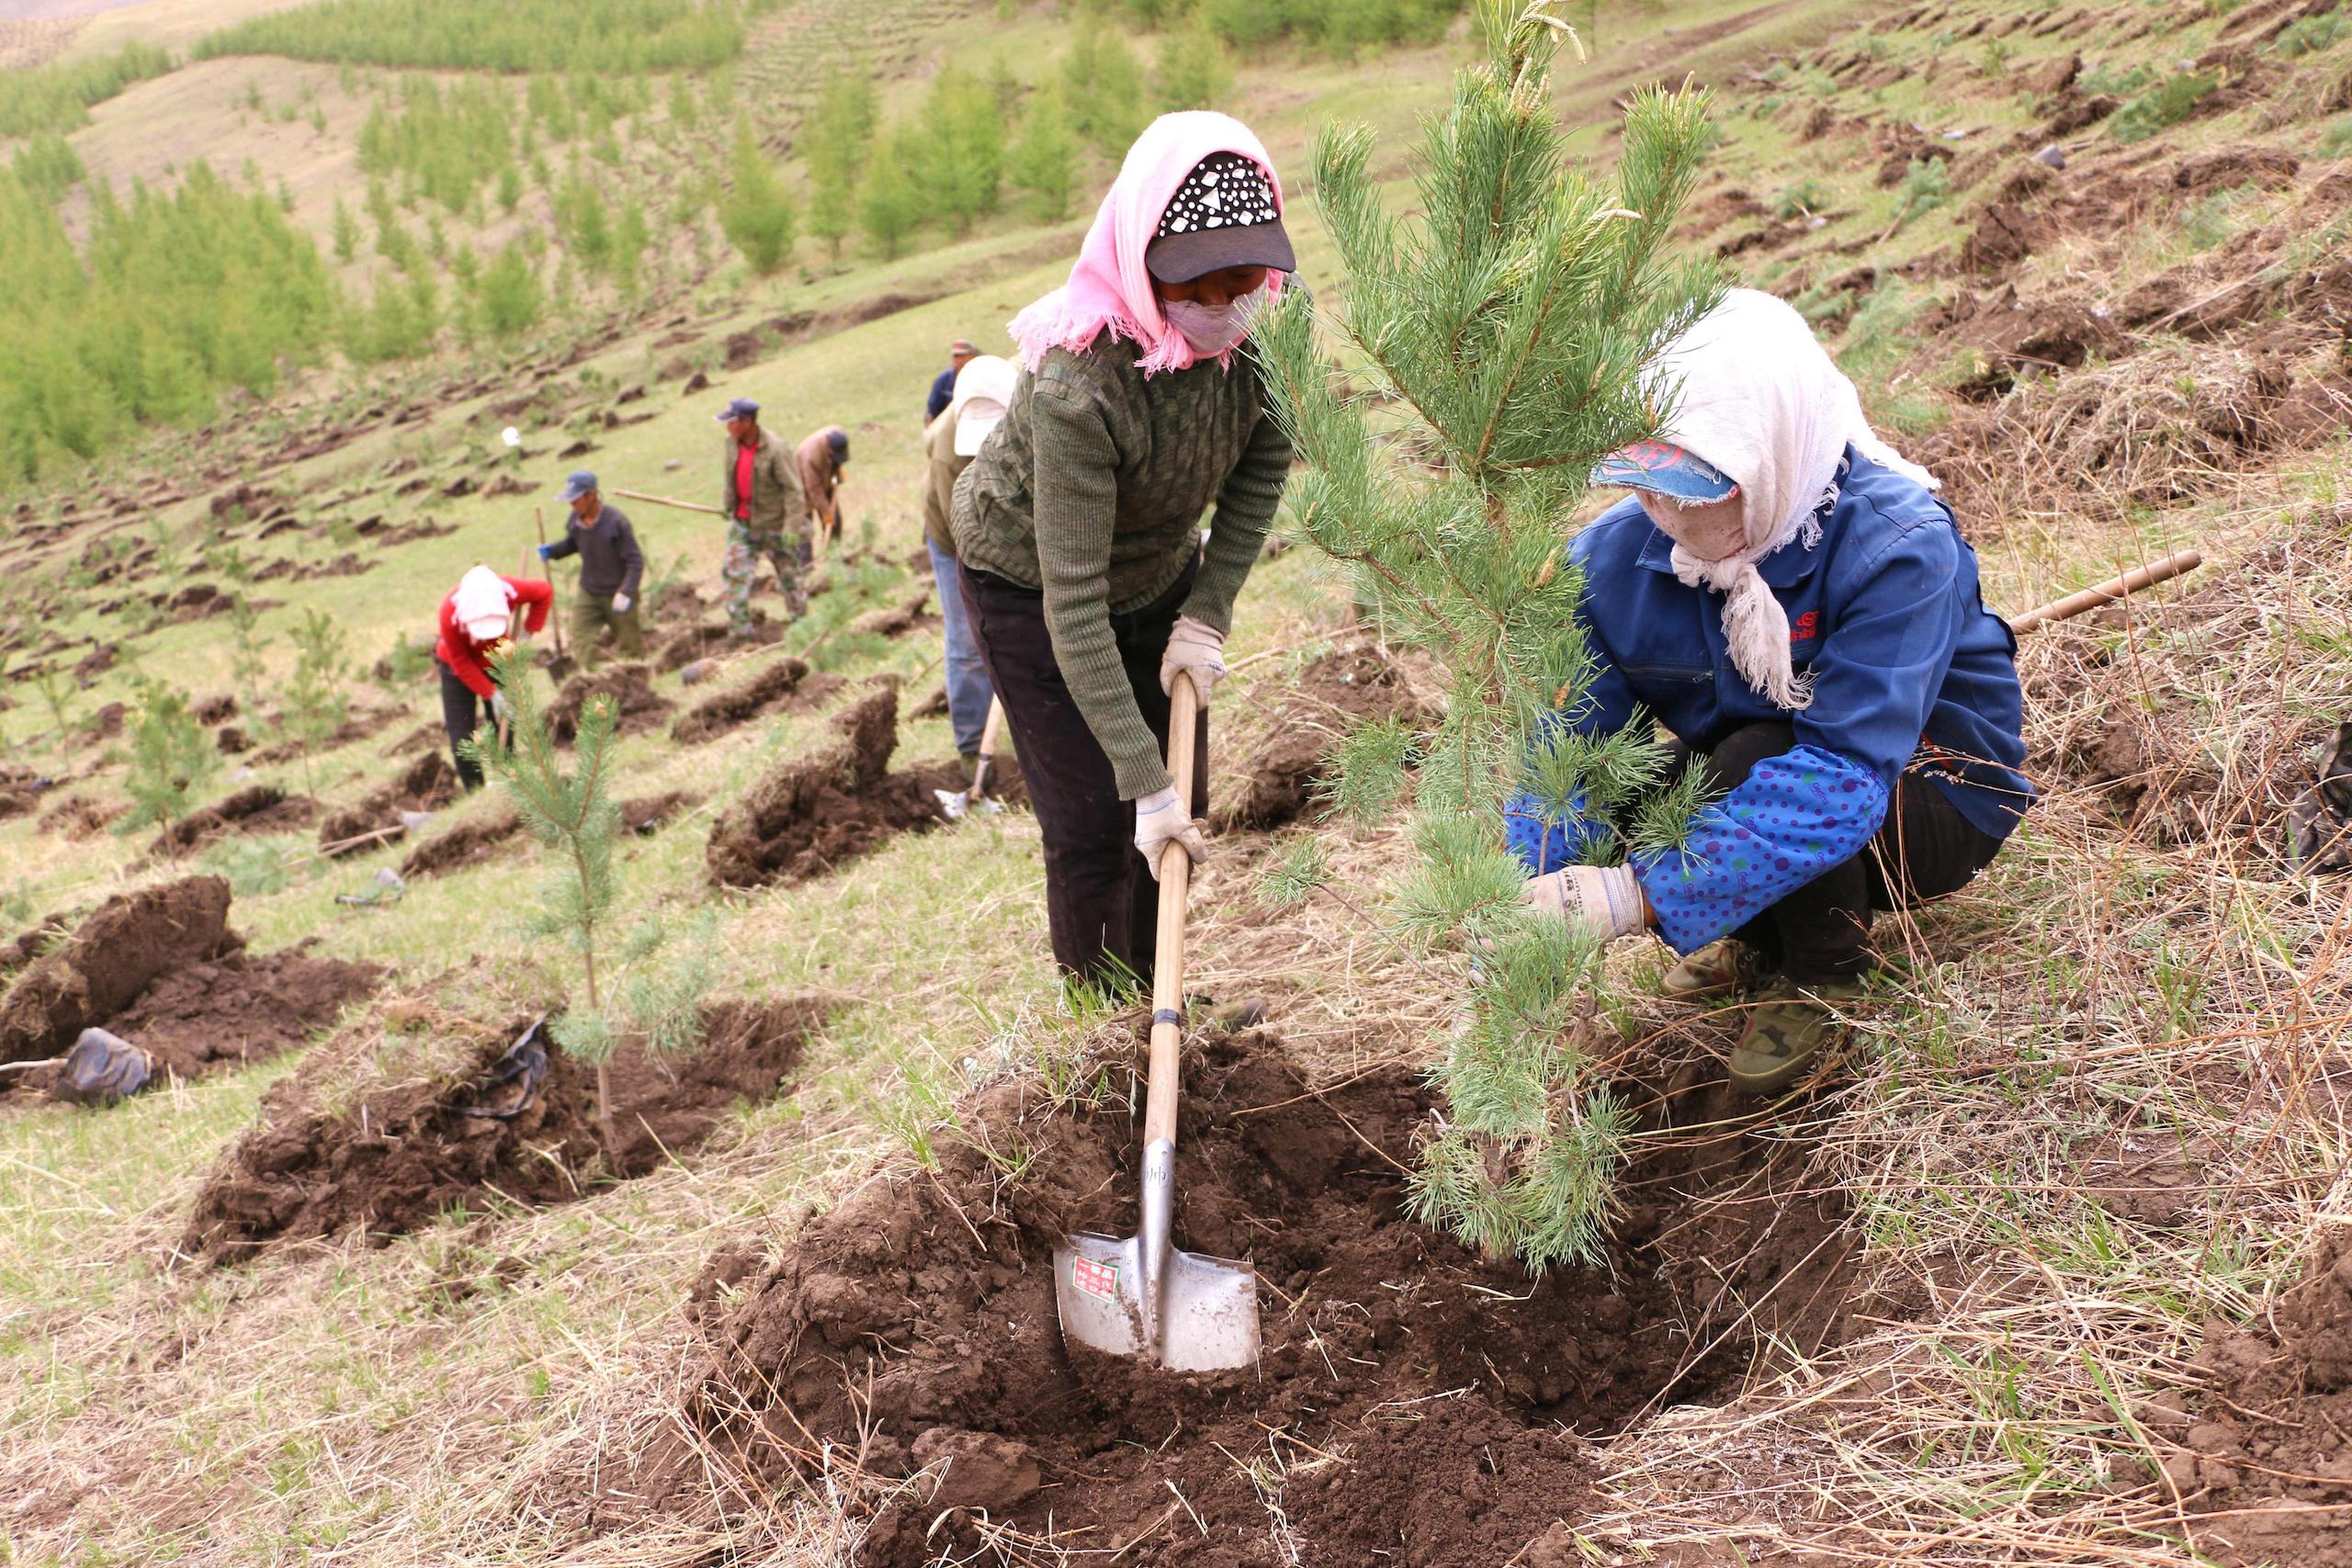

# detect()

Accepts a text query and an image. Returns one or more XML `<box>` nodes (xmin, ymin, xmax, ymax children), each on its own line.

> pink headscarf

<box><xmin>1008</xmin><ymin>110</ymin><xmax>1288</xmax><ymax>378</ymax></box>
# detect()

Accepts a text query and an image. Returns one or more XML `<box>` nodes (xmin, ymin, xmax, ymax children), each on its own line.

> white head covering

<box><xmin>950</xmin><ymin>354</ymin><xmax>1019</xmax><ymax>458</ymax></box>
<box><xmin>453</xmin><ymin>564</ymin><xmax>514</xmax><ymax>643</ymax></box>
<box><xmin>1637</xmin><ymin>288</ymin><xmax>1939</xmax><ymax>710</ymax></box>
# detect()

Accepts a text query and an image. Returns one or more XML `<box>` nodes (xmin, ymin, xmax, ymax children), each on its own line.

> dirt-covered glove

<box><xmin>1134</xmin><ymin>786</ymin><xmax>1209</xmax><ymax>881</ymax></box>
<box><xmin>1522</xmin><ymin>864</ymin><xmax>1649</xmax><ymax>941</ymax></box>
<box><xmin>1159</xmin><ymin>615</ymin><xmax>1227</xmax><ymax>701</ymax></box>
<box><xmin>611</xmin><ymin>592</ymin><xmax>632</xmax><ymax>613</ymax></box>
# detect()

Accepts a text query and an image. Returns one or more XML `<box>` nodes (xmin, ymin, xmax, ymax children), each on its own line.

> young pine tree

<box><xmin>802</xmin><ymin>61</ymin><xmax>877</xmax><ymax>262</ymax></box>
<box><xmin>1253</xmin><ymin>0</ymin><xmax>1720</xmax><ymax>1272</ymax></box>
<box><xmin>1008</xmin><ymin>82</ymin><xmax>1080</xmax><ymax>222</ymax></box>
<box><xmin>466</xmin><ymin>646</ymin><xmax>625</xmax><ymax>1145</ymax></box>
<box><xmin>858</xmin><ymin>122</ymin><xmax>922</xmax><ymax>259</ymax></box>
<box><xmin>331</xmin><ymin>194</ymin><xmax>359</xmax><ymax>262</ymax></box>
<box><xmin>121</xmin><ymin>680</ymin><xmax>218</xmax><ymax>828</ymax></box>
<box><xmin>718</xmin><ymin>121</ymin><xmax>796</xmax><ymax>276</ymax></box>
<box><xmin>1155</xmin><ymin>15</ymin><xmax>1233</xmax><ymax>111</ymax></box>
<box><xmin>279</xmin><ymin>606</ymin><xmax>351</xmax><ymax>798</ymax></box>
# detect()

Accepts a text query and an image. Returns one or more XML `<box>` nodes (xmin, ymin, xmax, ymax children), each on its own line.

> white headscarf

<box><xmin>453</xmin><ymin>564</ymin><xmax>514</xmax><ymax>642</ymax></box>
<box><xmin>949</xmin><ymin>354</ymin><xmax>1019</xmax><ymax>457</ymax></box>
<box><xmin>1644</xmin><ymin>288</ymin><xmax>1939</xmax><ymax>710</ymax></box>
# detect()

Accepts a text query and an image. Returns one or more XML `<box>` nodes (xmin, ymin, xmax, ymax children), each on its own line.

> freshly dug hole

<box><xmin>704</xmin><ymin>682</ymin><xmax>1024</xmax><ymax>888</ymax></box>
<box><xmin>0</xmin><ymin>876</ymin><xmax>234</xmax><ymax>1066</ymax></box>
<box><xmin>316</xmin><ymin>750</ymin><xmax>460</xmax><ymax>852</ymax></box>
<box><xmin>1216</xmin><ymin>644</ymin><xmax>1436</xmax><ymax>830</ymax></box>
<box><xmin>548</xmin><ymin>660</ymin><xmax>673</xmax><ymax>743</ymax></box>
<box><xmin>181</xmin><ymin>996</ymin><xmax>826</xmax><ymax>1263</ymax></box>
<box><xmin>146</xmin><ymin>784</ymin><xmax>316</xmax><ymax>859</ymax></box>
<box><xmin>669</xmin><ymin>655</ymin><xmax>811</xmax><ymax>742</ymax></box>
<box><xmin>683</xmin><ymin>1030</ymin><xmax>1854</xmax><ymax>1567</ymax></box>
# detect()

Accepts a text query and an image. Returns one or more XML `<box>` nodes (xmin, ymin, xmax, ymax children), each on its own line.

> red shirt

<box><xmin>434</xmin><ymin>575</ymin><xmax>553</xmax><ymax>698</ymax></box>
<box><xmin>735</xmin><ymin>441</ymin><xmax>756</xmax><ymax>521</ymax></box>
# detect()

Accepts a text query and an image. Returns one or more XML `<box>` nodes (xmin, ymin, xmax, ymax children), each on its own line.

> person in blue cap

<box><xmin>717</xmin><ymin>397</ymin><xmax>807</xmax><ymax>641</ymax></box>
<box><xmin>1510</xmin><ymin>288</ymin><xmax>2032</xmax><ymax>1095</ymax></box>
<box><xmin>537</xmin><ymin>471</ymin><xmax>645</xmax><ymax>668</ymax></box>
<box><xmin>927</xmin><ymin>339</ymin><xmax>978</xmax><ymax>422</ymax></box>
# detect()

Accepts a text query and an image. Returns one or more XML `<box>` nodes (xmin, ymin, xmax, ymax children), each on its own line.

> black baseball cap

<box><xmin>1145</xmin><ymin>152</ymin><xmax>1295</xmax><ymax>284</ymax></box>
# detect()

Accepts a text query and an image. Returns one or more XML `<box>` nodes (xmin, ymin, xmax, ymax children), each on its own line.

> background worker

<box><xmin>797</xmin><ymin>424</ymin><xmax>850</xmax><ymax>558</ymax></box>
<box><xmin>435</xmin><ymin>564</ymin><xmax>552</xmax><ymax>789</ymax></box>
<box><xmin>718</xmin><ymin>396</ymin><xmax>807</xmax><ymax>643</ymax></box>
<box><xmin>926</xmin><ymin>338</ymin><xmax>979</xmax><ymax>422</ymax></box>
<box><xmin>537</xmin><ymin>470</ymin><xmax>645</xmax><ymax>669</ymax></box>
<box><xmin>922</xmin><ymin>354</ymin><xmax>1016</xmax><ymax>766</ymax></box>
<box><xmin>1511</xmin><ymin>288</ymin><xmax>2031</xmax><ymax>1095</ymax></box>
<box><xmin>951</xmin><ymin>113</ymin><xmax>1298</xmax><ymax>992</ymax></box>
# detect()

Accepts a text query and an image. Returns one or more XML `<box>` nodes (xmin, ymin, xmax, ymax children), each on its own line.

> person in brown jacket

<box><xmin>718</xmin><ymin>397</ymin><xmax>807</xmax><ymax>641</ymax></box>
<box><xmin>797</xmin><ymin>425</ymin><xmax>849</xmax><ymax>558</ymax></box>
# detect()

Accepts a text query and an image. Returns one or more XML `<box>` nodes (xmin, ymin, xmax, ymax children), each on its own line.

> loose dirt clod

<box><xmin>0</xmin><ymin>876</ymin><xmax>235</xmax><ymax>1066</ymax></box>
<box><xmin>77</xmin><ymin>945</ymin><xmax>385</xmax><ymax>1087</ymax></box>
<box><xmin>548</xmin><ymin>661</ymin><xmax>673</xmax><ymax>743</ymax></box>
<box><xmin>146</xmin><ymin>784</ymin><xmax>317</xmax><ymax>859</ymax></box>
<box><xmin>317</xmin><ymin>750</ymin><xmax>462</xmax><ymax>853</ymax></box>
<box><xmin>180</xmin><ymin>996</ymin><xmax>826</xmax><ymax>1264</ymax></box>
<box><xmin>669</xmin><ymin>655</ymin><xmax>810</xmax><ymax>743</ymax></box>
<box><xmin>1216</xmin><ymin>644</ymin><xmax>1436</xmax><ymax>830</ymax></box>
<box><xmin>675</xmin><ymin>1030</ymin><xmax>1852</xmax><ymax>1567</ymax></box>
<box><xmin>397</xmin><ymin>807</ymin><xmax>526</xmax><ymax>878</ymax></box>
<box><xmin>704</xmin><ymin>682</ymin><xmax>1024</xmax><ymax>888</ymax></box>
<box><xmin>2164</xmin><ymin>1228</ymin><xmax>2352</xmax><ymax>1567</ymax></box>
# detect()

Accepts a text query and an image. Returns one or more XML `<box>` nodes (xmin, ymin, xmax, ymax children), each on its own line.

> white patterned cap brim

<box><xmin>1146</xmin><ymin>151</ymin><xmax>1295</xmax><ymax>283</ymax></box>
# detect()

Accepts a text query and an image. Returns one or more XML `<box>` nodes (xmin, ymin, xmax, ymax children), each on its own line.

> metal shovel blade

<box><xmin>1053</xmin><ymin>1140</ymin><xmax>1261</xmax><ymax>1371</ymax></box>
<box><xmin>933</xmin><ymin>786</ymin><xmax>970</xmax><ymax>822</ymax></box>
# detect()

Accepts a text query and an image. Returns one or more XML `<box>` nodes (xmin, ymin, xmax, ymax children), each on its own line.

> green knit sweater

<box><xmin>950</xmin><ymin>333</ymin><xmax>1295</xmax><ymax>797</ymax></box>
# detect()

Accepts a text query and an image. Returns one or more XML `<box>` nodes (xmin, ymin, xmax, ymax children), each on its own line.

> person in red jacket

<box><xmin>435</xmin><ymin>564</ymin><xmax>552</xmax><ymax>788</ymax></box>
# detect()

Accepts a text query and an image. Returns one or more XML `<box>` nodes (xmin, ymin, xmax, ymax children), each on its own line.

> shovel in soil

<box><xmin>1053</xmin><ymin>671</ymin><xmax>1262</xmax><ymax>1372</ymax></box>
<box><xmin>933</xmin><ymin>697</ymin><xmax>1008</xmax><ymax>822</ymax></box>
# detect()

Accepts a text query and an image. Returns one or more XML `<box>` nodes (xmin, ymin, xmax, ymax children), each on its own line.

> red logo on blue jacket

<box><xmin>1790</xmin><ymin>610</ymin><xmax>1820</xmax><ymax>643</ymax></box>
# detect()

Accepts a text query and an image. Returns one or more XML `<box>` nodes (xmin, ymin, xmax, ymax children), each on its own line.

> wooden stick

<box><xmin>0</xmin><ymin>1057</ymin><xmax>63</xmax><ymax>1076</ymax></box>
<box><xmin>2007</xmin><ymin>549</ymin><xmax>2204</xmax><ymax>634</ymax></box>
<box><xmin>611</xmin><ymin>487</ymin><xmax>722</xmax><ymax>516</ymax></box>
<box><xmin>536</xmin><ymin>505</ymin><xmax>565</xmax><ymax>658</ymax></box>
<box><xmin>1142</xmin><ymin>671</ymin><xmax>1203</xmax><ymax>1151</ymax></box>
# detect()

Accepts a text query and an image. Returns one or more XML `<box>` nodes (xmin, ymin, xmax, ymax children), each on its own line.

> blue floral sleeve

<box><xmin>1630</xmin><ymin>744</ymin><xmax>1888</xmax><ymax>953</ymax></box>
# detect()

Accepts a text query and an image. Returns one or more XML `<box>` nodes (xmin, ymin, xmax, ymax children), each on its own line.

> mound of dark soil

<box><xmin>398</xmin><ymin>807</ymin><xmax>526</xmax><ymax>878</ymax></box>
<box><xmin>619</xmin><ymin>791</ymin><xmax>699</xmax><ymax>834</ymax></box>
<box><xmin>147</xmin><ymin>784</ymin><xmax>317</xmax><ymax>859</ymax></box>
<box><xmin>705</xmin><ymin>683</ymin><xmax>1025</xmax><ymax>888</ymax></box>
<box><xmin>317</xmin><ymin>751</ymin><xmax>461</xmax><ymax>853</ymax></box>
<box><xmin>0</xmin><ymin>766</ymin><xmax>53</xmax><ymax>823</ymax></box>
<box><xmin>849</xmin><ymin>589</ymin><xmax>935</xmax><ymax>641</ymax></box>
<box><xmin>548</xmin><ymin>661</ymin><xmax>673</xmax><ymax>743</ymax></box>
<box><xmin>669</xmin><ymin>656</ymin><xmax>810</xmax><ymax>743</ymax></box>
<box><xmin>36</xmin><ymin>794</ymin><xmax>123</xmax><ymax>840</ymax></box>
<box><xmin>1216</xmin><ymin>645</ymin><xmax>1437</xmax><ymax>830</ymax></box>
<box><xmin>2152</xmin><ymin>1229</ymin><xmax>2352</xmax><ymax>1567</ymax></box>
<box><xmin>180</xmin><ymin>997</ymin><xmax>824</xmax><ymax>1264</ymax></box>
<box><xmin>678</xmin><ymin>1030</ymin><xmax>1853</xmax><ymax>1567</ymax></box>
<box><xmin>68</xmin><ymin>945</ymin><xmax>385</xmax><ymax>1086</ymax></box>
<box><xmin>0</xmin><ymin>876</ymin><xmax>236</xmax><ymax>1066</ymax></box>
<box><xmin>654</xmin><ymin>620</ymin><xmax>736</xmax><ymax>673</ymax></box>
<box><xmin>249</xmin><ymin>705</ymin><xmax>403</xmax><ymax>767</ymax></box>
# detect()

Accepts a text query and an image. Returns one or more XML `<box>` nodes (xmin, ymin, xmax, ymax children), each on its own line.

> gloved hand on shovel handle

<box><xmin>1159</xmin><ymin>615</ymin><xmax>1227</xmax><ymax>700</ymax></box>
<box><xmin>1522</xmin><ymin>863</ymin><xmax>1651</xmax><ymax>941</ymax></box>
<box><xmin>1135</xmin><ymin>785</ymin><xmax>1208</xmax><ymax>881</ymax></box>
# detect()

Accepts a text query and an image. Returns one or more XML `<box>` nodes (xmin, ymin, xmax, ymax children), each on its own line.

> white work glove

<box><xmin>1522</xmin><ymin>864</ymin><xmax>1650</xmax><ymax>941</ymax></box>
<box><xmin>1159</xmin><ymin>615</ymin><xmax>1227</xmax><ymax>700</ymax></box>
<box><xmin>611</xmin><ymin>592</ymin><xmax>632</xmax><ymax>613</ymax></box>
<box><xmin>1134</xmin><ymin>786</ymin><xmax>1209</xmax><ymax>881</ymax></box>
<box><xmin>490</xmin><ymin>691</ymin><xmax>512</xmax><ymax>730</ymax></box>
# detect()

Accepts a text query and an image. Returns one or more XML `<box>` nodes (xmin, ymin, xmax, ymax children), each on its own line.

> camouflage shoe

<box><xmin>1661</xmin><ymin>938</ymin><xmax>1756</xmax><ymax>1002</ymax></box>
<box><xmin>1726</xmin><ymin>978</ymin><xmax>1865</xmax><ymax>1097</ymax></box>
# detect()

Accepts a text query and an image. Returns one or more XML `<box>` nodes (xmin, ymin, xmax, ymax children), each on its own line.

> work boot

<box><xmin>1725</xmin><ymin>978</ymin><xmax>1864</xmax><ymax>1097</ymax></box>
<box><xmin>1661</xmin><ymin>938</ymin><xmax>1755</xmax><ymax>1001</ymax></box>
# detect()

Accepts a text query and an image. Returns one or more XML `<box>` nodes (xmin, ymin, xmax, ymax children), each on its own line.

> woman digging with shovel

<box><xmin>1512</xmin><ymin>288</ymin><xmax>2035</xmax><ymax>1095</ymax></box>
<box><xmin>950</xmin><ymin>111</ymin><xmax>1298</xmax><ymax>998</ymax></box>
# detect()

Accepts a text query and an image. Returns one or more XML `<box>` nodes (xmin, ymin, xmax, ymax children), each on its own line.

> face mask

<box><xmin>1162</xmin><ymin>292</ymin><xmax>1257</xmax><ymax>355</ymax></box>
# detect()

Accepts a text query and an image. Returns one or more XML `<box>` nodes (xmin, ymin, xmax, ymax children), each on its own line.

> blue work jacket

<box><xmin>1507</xmin><ymin>448</ymin><xmax>2032</xmax><ymax>954</ymax></box>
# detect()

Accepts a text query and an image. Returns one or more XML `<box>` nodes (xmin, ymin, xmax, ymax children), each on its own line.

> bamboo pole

<box><xmin>611</xmin><ymin>487</ymin><xmax>722</xmax><ymax>516</ymax></box>
<box><xmin>535</xmin><ymin>505</ymin><xmax>566</xmax><ymax>658</ymax></box>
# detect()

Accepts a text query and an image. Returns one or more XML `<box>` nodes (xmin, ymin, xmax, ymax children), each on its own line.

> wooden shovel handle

<box><xmin>611</xmin><ymin>487</ymin><xmax>723</xmax><ymax>517</ymax></box>
<box><xmin>1141</xmin><ymin>671</ymin><xmax>1202</xmax><ymax>1150</ymax></box>
<box><xmin>2007</xmin><ymin>550</ymin><xmax>2202</xmax><ymax>635</ymax></box>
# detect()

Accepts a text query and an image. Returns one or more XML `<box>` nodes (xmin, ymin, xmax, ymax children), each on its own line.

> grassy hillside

<box><xmin>4</xmin><ymin>0</ymin><xmax>2351</xmax><ymax>1564</ymax></box>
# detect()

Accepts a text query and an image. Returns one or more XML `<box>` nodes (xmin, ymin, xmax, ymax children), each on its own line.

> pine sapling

<box><xmin>280</xmin><ymin>607</ymin><xmax>350</xmax><ymax>798</ymax></box>
<box><xmin>1254</xmin><ymin>0</ymin><xmax>1720</xmax><ymax>1272</ymax></box>
<box><xmin>121</xmin><ymin>679</ymin><xmax>218</xmax><ymax>828</ymax></box>
<box><xmin>466</xmin><ymin>646</ymin><xmax>624</xmax><ymax>1145</ymax></box>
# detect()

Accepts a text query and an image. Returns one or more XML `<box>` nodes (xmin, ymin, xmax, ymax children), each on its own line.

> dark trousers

<box><xmin>1686</xmin><ymin>722</ymin><xmax>2004</xmax><ymax>986</ymax></box>
<box><xmin>439</xmin><ymin>663</ymin><xmax>492</xmax><ymax>791</ymax></box>
<box><xmin>960</xmin><ymin>561</ymin><xmax>1208</xmax><ymax>992</ymax></box>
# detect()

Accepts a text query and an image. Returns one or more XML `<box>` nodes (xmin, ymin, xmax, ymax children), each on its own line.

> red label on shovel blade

<box><xmin>1069</xmin><ymin>1256</ymin><xmax>1121</xmax><ymax>1303</ymax></box>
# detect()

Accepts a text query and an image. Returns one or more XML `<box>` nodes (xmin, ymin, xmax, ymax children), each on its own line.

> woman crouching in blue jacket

<box><xmin>1511</xmin><ymin>289</ymin><xmax>2033</xmax><ymax>1095</ymax></box>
